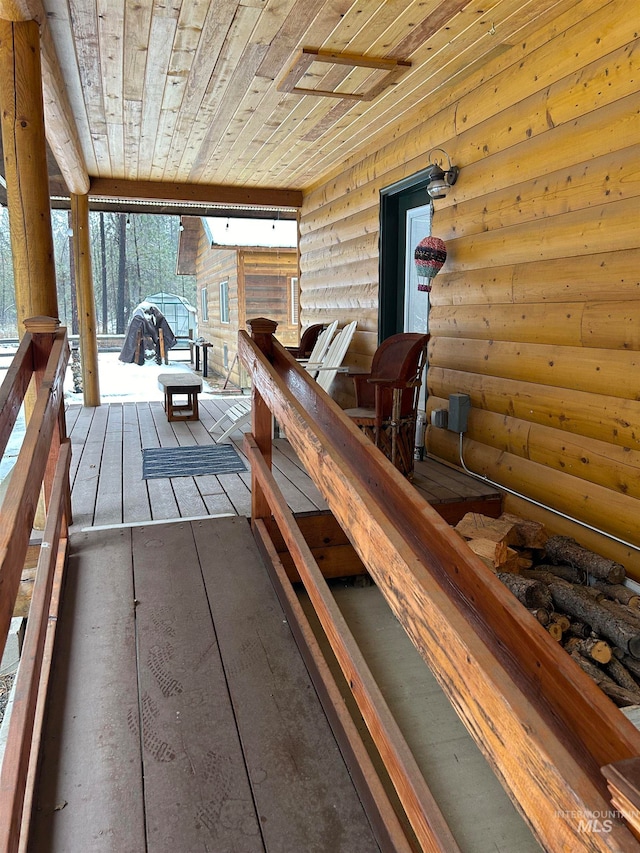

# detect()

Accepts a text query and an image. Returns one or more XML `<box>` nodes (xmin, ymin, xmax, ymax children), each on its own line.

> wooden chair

<box><xmin>343</xmin><ymin>332</ymin><xmax>429</xmax><ymax>479</ymax></box>
<box><xmin>296</xmin><ymin>319</ymin><xmax>338</xmax><ymax>378</ymax></box>
<box><xmin>210</xmin><ymin>320</ymin><xmax>354</xmax><ymax>442</ymax></box>
<box><xmin>285</xmin><ymin>323</ymin><xmax>326</xmax><ymax>358</ymax></box>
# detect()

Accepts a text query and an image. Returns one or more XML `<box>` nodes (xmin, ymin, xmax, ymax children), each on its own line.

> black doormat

<box><xmin>142</xmin><ymin>444</ymin><xmax>246</xmax><ymax>479</ymax></box>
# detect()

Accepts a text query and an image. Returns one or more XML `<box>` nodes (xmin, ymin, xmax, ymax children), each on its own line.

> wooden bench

<box><xmin>157</xmin><ymin>372</ymin><xmax>202</xmax><ymax>422</ymax></box>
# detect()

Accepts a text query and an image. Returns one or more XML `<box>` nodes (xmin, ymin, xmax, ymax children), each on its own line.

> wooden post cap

<box><xmin>247</xmin><ymin>317</ymin><xmax>278</xmax><ymax>337</ymax></box>
<box><xmin>23</xmin><ymin>316</ymin><xmax>61</xmax><ymax>333</ymax></box>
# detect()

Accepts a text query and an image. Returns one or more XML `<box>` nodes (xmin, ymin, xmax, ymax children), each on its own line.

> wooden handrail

<box><xmin>239</xmin><ymin>320</ymin><xmax>640</xmax><ymax>851</ymax></box>
<box><xmin>0</xmin><ymin>317</ymin><xmax>71</xmax><ymax>853</ymax></box>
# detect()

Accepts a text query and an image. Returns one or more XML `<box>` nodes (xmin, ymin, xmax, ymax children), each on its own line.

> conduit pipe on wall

<box><xmin>456</xmin><ymin>431</ymin><xmax>640</xmax><ymax>554</ymax></box>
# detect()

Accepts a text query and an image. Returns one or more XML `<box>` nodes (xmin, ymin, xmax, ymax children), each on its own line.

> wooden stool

<box><xmin>157</xmin><ymin>373</ymin><xmax>202</xmax><ymax>422</ymax></box>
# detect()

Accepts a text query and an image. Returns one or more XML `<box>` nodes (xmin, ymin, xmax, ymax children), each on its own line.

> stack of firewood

<box><xmin>455</xmin><ymin>512</ymin><xmax>640</xmax><ymax>708</ymax></box>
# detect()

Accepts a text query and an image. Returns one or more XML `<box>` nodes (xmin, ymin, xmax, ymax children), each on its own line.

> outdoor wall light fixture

<box><xmin>425</xmin><ymin>148</ymin><xmax>459</xmax><ymax>199</ymax></box>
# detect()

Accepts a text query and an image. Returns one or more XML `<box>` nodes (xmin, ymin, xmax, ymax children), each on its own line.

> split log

<box><xmin>564</xmin><ymin>636</ymin><xmax>612</xmax><ymax>664</ymax></box>
<box><xmin>545</xmin><ymin>535</ymin><xmax>625</xmax><ymax>584</ymax></box>
<box><xmin>547</xmin><ymin>623</ymin><xmax>563</xmax><ymax>642</ymax></box>
<box><xmin>570</xmin><ymin>651</ymin><xmax>640</xmax><ymax>707</ymax></box>
<box><xmin>591</xmin><ymin>579</ymin><xmax>640</xmax><ymax>609</ymax></box>
<box><xmin>466</xmin><ymin>538</ymin><xmax>518</xmax><ymax>571</ymax></box>
<box><xmin>549</xmin><ymin>582</ymin><xmax>640</xmax><ymax>658</ymax></box>
<box><xmin>499</xmin><ymin>513</ymin><xmax>548</xmax><ymax>549</ymax></box>
<box><xmin>549</xmin><ymin>612</ymin><xmax>570</xmax><ymax>633</ymax></box>
<box><xmin>455</xmin><ymin>513</ymin><xmax>518</xmax><ymax>545</ymax></box>
<box><xmin>528</xmin><ymin>608</ymin><xmax>550</xmax><ymax>626</ymax></box>
<box><xmin>497</xmin><ymin>574</ymin><xmax>552</xmax><ymax>609</ymax></box>
<box><xmin>605</xmin><ymin>657</ymin><xmax>640</xmax><ymax>693</ymax></box>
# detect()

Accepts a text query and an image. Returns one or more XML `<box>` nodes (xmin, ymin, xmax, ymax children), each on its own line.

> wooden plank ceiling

<box><xmin>0</xmin><ymin>0</ymin><xmax>549</xmax><ymax>211</ymax></box>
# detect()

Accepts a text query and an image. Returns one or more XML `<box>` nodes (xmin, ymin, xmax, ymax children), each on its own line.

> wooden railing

<box><xmin>0</xmin><ymin>317</ymin><xmax>71</xmax><ymax>853</ymax></box>
<box><xmin>239</xmin><ymin>318</ymin><xmax>640</xmax><ymax>852</ymax></box>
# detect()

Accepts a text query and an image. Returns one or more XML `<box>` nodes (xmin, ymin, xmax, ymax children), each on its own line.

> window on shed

<box><xmin>220</xmin><ymin>280</ymin><xmax>230</xmax><ymax>324</ymax></box>
<box><xmin>290</xmin><ymin>276</ymin><xmax>299</xmax><ymax>325</ymax></box>
<box><xmin>200</xmin><ymin>286</ymin><xmax>208</xmax><ymax>322</ymax></box>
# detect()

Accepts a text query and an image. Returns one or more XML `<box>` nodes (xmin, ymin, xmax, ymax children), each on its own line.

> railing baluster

<box><xmin>247</xmin><ymin>318</ymin><xmax>278</xmax><ymax>522</ymax></box>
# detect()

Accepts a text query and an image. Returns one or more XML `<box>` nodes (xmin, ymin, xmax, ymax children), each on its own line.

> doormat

<box><xmin>142</xmin><ymin>444</ymin><xmax>246</xmax><ymax>479</ymax></box>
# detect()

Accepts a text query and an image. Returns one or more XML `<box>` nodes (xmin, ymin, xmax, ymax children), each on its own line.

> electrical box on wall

<box><xmin>431</xmin><ymin>409</ymin><xmax>448</xmax><ymax>429</ymax></box>
<box><xmin>448</xmin><ymin>393</ymin><xmax>471</xmax><ymax>433</ymax></box>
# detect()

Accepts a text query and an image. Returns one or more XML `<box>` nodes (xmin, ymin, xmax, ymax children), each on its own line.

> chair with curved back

<box><xmin>285</xmin><ymin>323</ymin><xmax>325</xmax><ymax>358</ymax></box>
<box><xmin>343</xmin><ymin>332</ymin><xmax>429</xmax><ymax>479</ymax></box>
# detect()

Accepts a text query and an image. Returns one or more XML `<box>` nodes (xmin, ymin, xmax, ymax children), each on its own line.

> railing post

<box><xmin>23</xmin><ymin>316</ymin><xmax>69</xmax><ymax>519</ymax></box>
<box><xmin>247</xmin><ymin>318</ymin><xmax>278</xmax><ymax>522</ymax></box>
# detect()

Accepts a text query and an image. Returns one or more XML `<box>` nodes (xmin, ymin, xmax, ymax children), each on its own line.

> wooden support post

<box><xmin>0</xmin><ymin>19</ymin><xmax>58</xmax><ymax>331</ymax></box>
<box><xmin>71</xmin><ymin>193</ymin><xmax>100</xmax><ymax>406</ymax></box>
<box><xmin>247</xmin><ymin>318</ymin><xmax>278</xmax><ymax>521</ymax></box>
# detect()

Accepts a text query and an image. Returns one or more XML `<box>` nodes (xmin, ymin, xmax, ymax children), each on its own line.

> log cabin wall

<box><xmin>194</xmin><ymin>230</ymin><xmax>241</xmax><ymax>386</ymax></box>
<box><xmin>299</xmin><ymin>2</ymin><xmax>640</xmax><ymax>574</ymax></box>
<box><xmin>195</xmin><ymin>228</ymin><xmax>300</xmax><ymax>387</ymax></box>
<box><xmin>241</xmin><ymin>248</ymin><xmax>299</xmax><ymax>349</ymax></box>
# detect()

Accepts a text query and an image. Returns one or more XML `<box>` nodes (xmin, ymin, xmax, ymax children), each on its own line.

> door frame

<box><xmin>378</xmin><ymin>167</ymin><xmax>434</xmax><ymax>342</ymax></box>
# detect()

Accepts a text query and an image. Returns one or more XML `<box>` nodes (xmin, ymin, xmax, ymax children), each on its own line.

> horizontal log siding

<box><xmin>299</xmin><ymin>1</ymin><xmax>640</xmax><ymax>572</ymax></box>
<box><xmin>242</xmin><ymin>249</ymin><xmax>299</xmax><ymax>348</ymax></box>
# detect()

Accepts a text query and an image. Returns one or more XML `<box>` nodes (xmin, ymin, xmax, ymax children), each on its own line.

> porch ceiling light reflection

<box><xmin>425</xmin><ymin>148</ymin><xmax>459</xmax><ymax>199</ymax></box>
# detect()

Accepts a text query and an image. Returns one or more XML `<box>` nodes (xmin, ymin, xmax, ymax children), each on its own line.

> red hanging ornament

<box><xmin>414</xmin><ymin>236</ymin><xmax>447</xmax><ymax>291</ymax></box>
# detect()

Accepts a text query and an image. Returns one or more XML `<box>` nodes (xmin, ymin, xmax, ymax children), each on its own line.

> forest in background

<box><xmin>0</xmin><ymin>209</ymin><xmax>197</xmax><ymax>338</ymax></box>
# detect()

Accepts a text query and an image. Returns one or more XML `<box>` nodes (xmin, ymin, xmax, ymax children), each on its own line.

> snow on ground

<box><xmin>64</xmin><ymin>351</ymin><xmax>201</xmax><ymax>404</ymax></box>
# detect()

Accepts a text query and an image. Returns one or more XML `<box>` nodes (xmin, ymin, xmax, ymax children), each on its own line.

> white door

<box><xmin>403</xmin><ymin>203</ymin><xmax>432</xmax><ymax>417</ymax></box>
<box><xmin>404</xmin><ymin>203</ymin><xmax>432</xmax><ymax>334</ymax></box>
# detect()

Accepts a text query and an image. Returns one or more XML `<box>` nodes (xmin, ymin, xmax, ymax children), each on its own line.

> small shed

<box><xmin>144</xmin><ymin>291</ymin><xmax>197</xmax><ymax>341</ymax></box>
<box><xmin>179</xmin><ymin>217</ymin><xmax>299</xmax><ymax>388</ymax></box>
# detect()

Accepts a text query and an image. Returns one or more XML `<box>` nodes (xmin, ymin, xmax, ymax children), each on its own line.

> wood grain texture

<box><xmin>238</xmin><ymin>328</ymin><xmax>640</xmax><ymax>850</ymax></box>
<box><xmin>0</xmin><ymin>441</ymin><xmax>70</xmax><ymax>852</ymax></box>
<box><xmin>0</xmin><ymin>19</ymin><xmax>58</xmax><ymax>326</ymax></box>
<box><xmin>295</xmin><ymin>3</ymin><xmax>640</xmax><ymax>568</ymax></box>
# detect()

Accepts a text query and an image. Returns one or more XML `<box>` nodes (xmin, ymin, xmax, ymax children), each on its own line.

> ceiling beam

<box><xmin>88</xmin><ymin>178</ymin><xmax>303</xmax><ymax>210</ymax></box>
<box><xmin>0</xmin><ymin>0</ymin><xmax>90</xmax><ymax>195</ymax></box>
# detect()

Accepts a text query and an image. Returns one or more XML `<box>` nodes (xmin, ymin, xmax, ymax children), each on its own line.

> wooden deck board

<box><xmin>29</xmin><ymin>529</ymin><xmax>146</xmax><ymax>853</ymax></box>
<box><xmin>93</xmin><ymin>403</ymin><xmax>124</xmax><ymax>525</ymax></box>
<box><xmin>131</xmin><ymin>521</ymin><xmax>264</xmax><ymax>851</ymax></box>
<box><xmin>193</xmin><ymin>517</ymin><xmax>379</xmax><ymax>852</ymax></box>
<box><xmin>30</xmin><ymin>518</ymin><xmax>378</xmax><ymax>852</ymax></box>
<box><xmin>68</xmin><ymin>405</ymin><xmax>109</xmax><ymax>528</ymax></box>
<box><xmin>122</xmin><ymin>402</ymin><xmax>152</xmax><ymax>523</ymax></box>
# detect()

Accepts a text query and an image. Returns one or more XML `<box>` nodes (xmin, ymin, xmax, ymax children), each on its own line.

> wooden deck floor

<box><xmin>24</xmin><ymin>397</ymin><xmax>530</xmax><ymax>852</ymax></box>
<box><xmin>30</xmin><ymin>516</ymin><xmax>380</xmax><ymax>852</ymax></box>
<box><xmin>65</xmin><ymin>397</ymin><xmax>500</xmax><ymax>530</ymax></box>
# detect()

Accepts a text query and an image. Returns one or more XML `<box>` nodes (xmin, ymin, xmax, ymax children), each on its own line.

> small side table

<box><xmin>157</xmin><ymin>373</ymin><xmax>203</xmax><ymax>422</ymax></box>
